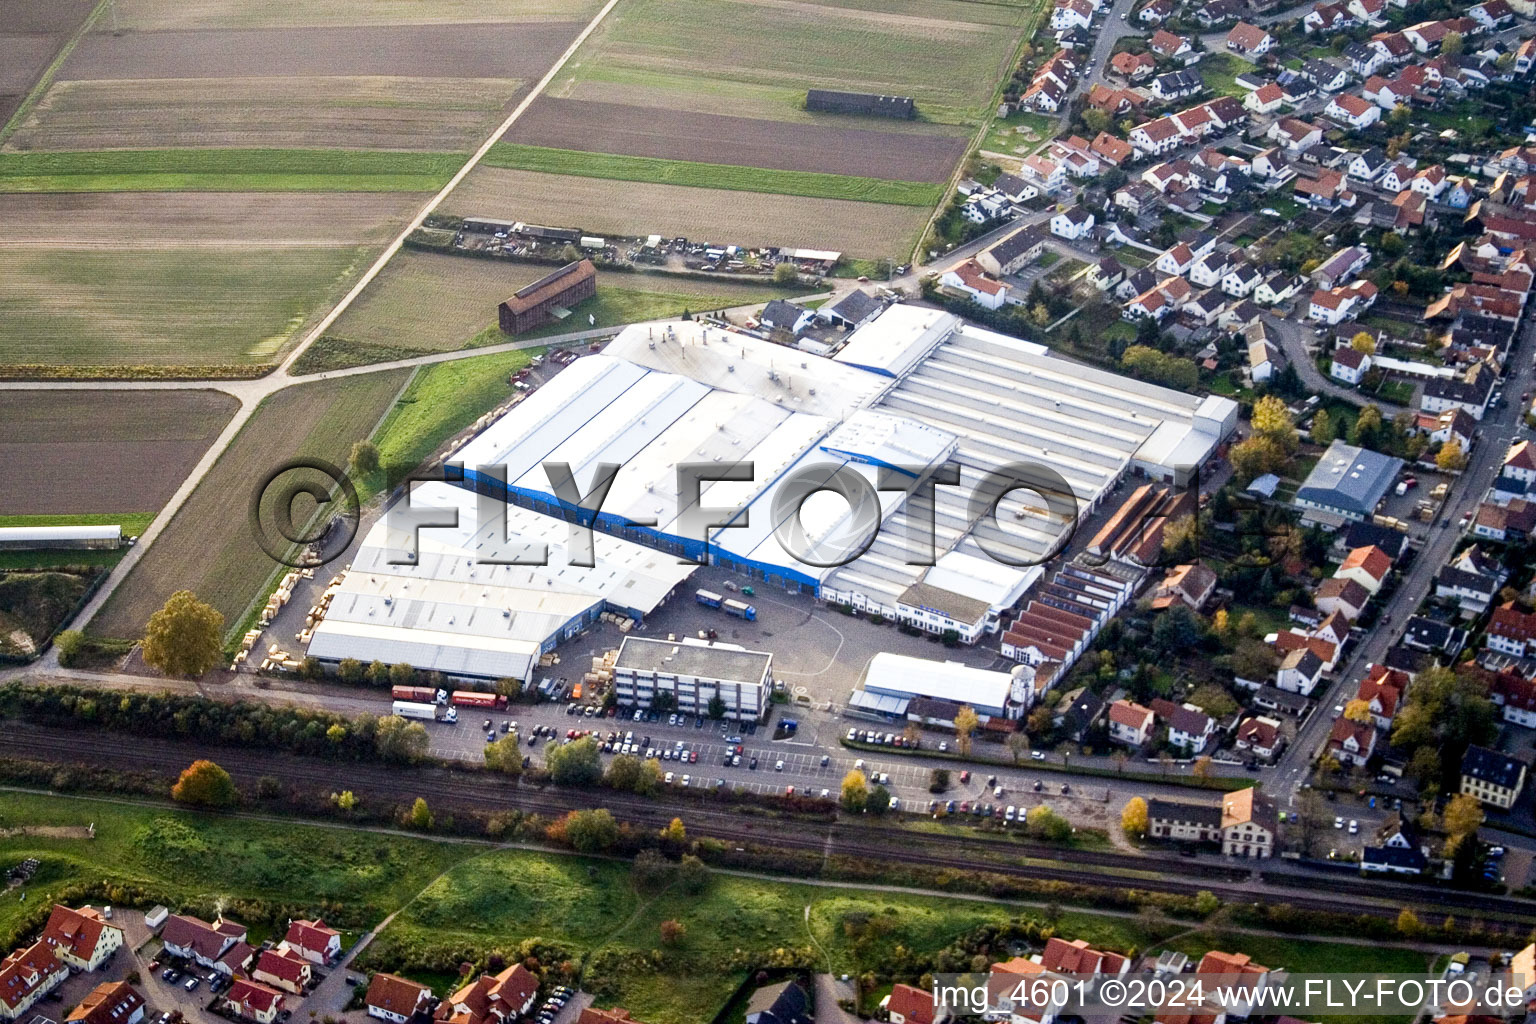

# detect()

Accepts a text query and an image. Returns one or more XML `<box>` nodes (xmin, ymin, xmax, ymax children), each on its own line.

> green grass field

<box><xmin>364</xmin><ymin>349</ymin><xmax>540</xmax><ymax>493</ymax></box>
<box><xmin>0</xmin><ymin>245</ymin><xmax>371</xmax><ymax>367</ymax></box>
<box><xmin>89</xmin><ymin>371</ymin><xmax>411</xmax><ymax>639</ymax></box>
<box><xmin>0</xmin><ymin>793</ymin><xmax>1432</xmax><ymax>1024</ymax></box>
<box><xmin>482</xmin><ymin>144</ymin><xmax>941</xmax><ymax>205</ymax></box>
<box><xmin>0</xmin><ymin>149</ymin><xmax>457</xmax><ymax>192</ymax></box>
<box><xmin>0</xmin><ymin>793</ymin><xmax>475</xmax><ymax>949</ymax></box>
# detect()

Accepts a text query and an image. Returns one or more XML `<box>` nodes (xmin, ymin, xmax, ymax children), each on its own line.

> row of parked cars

<box><xmin>847</xmin><ymin>727</ymin><xmax>922</xmax><ymax>750</ymax></box>
<box><xmin>154</xmin><ymin>960</ymin><xmax>230</xmax><ymax>995</ymax></box>
<box><xmin>533</xmin><ymin>984</ymin><xmax>575</xmax><ymax>1024</ymax></box>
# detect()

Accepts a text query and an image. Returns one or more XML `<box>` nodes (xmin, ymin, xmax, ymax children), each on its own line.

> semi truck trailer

<box><xmin>392</xmin><ymin>700</ymin><xmax>456</xmax><ymax>723</ymax></box>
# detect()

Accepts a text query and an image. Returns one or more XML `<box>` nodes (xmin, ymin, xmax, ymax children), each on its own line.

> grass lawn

<box><xmin>980</xmin><ymin>111</ymin><xmax>1056</xmax><ymax>158</ymax></box>
<box><xmin>1197</xmin><ymin>53</ymin><xmax>1248</xmax><ymax>98</ymax></box>
<box><xmin>1037</xmin><ymin>251</ymin><xmax>1061</xmax><ymax>269</ymax></box>
<box><xmin>0</xmin><ymin>149</ymin><xmax>457</xmax><ymax>192</ymax></box>
<box><xmin>481</xmin><ymin>144</ymin><xmax>941</xmax><ymax>206</ymax></box>
<box><xmin>361</xmin><ymin>349</ymin><xmax>541</xmax><ymax>495</ymax></box>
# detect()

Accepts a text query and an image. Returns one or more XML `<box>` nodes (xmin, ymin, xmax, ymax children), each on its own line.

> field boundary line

<box><xmin>273</xmin><ymin>0</ymin><xmax>626</xmax><ymax>378</ymax></box>
<box><xmin>0</xmin><ymin>0</ymin><xmax>110</xmax><ymax>147</ymax></box>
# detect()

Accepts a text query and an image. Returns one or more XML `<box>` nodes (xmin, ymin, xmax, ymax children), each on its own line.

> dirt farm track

<box><xmin>447</xmin><ymin>166</ymin><xmax>929</xmax><ymax>257</ymax></box>
<box><xmin>0</xmin><ymin>390</ymin><xmax>239</xmax><ymax>516</ymax></box>
<box><xmin>506</xmin><ymin>97</ymin><xmax>968</xmax><ymax>182</ymax></box>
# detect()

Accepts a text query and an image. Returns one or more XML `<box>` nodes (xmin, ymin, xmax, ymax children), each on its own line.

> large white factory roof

<box><xmin>306</xmin><ymin>482</ymin><xmax>696</xmax><ymax>679</ymax></box>
<box><xmin>306</xmin><ymin>305</ymin><xmax>1235</xmax><ymax>678</ymax></box>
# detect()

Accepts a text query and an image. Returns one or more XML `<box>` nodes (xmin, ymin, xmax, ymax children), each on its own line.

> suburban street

<box><xmin>1270</xmin><ymin>310</ymin><xmax>1535</xmax><ymax>808</ymax></box>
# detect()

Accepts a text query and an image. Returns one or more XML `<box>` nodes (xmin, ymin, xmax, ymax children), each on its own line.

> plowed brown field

<box><xmin>505</xmin><ymin>97</ymin><xmax>965</xmax><ymax>182</ymax></box>
<box><xmin>0</xmin><ymin>390</ymin><xmax>239</xmax><ymax>515</ymax></box>
<box><xmin>445</xmin><ymin>167</ymin><xmax>926</xmax><ymax>257</ymax></box>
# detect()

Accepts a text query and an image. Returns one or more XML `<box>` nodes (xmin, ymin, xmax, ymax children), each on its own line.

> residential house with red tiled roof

<box><xmin>1329</xmin><ymin>716</ymin><xmax>1377</xmax><ymax>766</ymax></box>
<box><xmin>939</xmin><ymin>260</ymin><xmax>1007</xmax><ymax>311</ymax></box>
<box><xmin>1227</xmin><ymin>21</ymin><xmax>1275</xmax><ymax>55</ymax></box>
<box><xmin>1197</xmin><ymin>951</ymin><xmax>1270</xmax><ymax>1017</ymax></box>
<box><xmin>281</xmin><ymin>920</ymin><xmax>340</xmax><ymax>966</ymax></box>
<box><xmin>160</xmin><ymin>915</ymin><xmax>245</xmax><ymax>969</ymax></box>
<box><xmin>1039</xmin><ymin>937</ymin><xmax>1130</xmax><ymax>975</ymax></box>
<box><xmin>0</xmin><ymin>943</ymin><xmax>69</xmax><ymax>1022</ymax></box>
<box><xmin>436</xmin><ymin>965</ymin><xmax>538</xmax><ymax>1024</ymax></box>
<box><xmin>251</xmin><ymin>949</ymin><xmax>311</xmax><ymax>997</ymax></box>
<box><xmin>40</xmin><ymin>906</ymin><xmax>122</xmax><ymax>972</ymax></box>
<box><xmin>1336</xmin><ymin>545</ymin><xmax>1392</xmax><ymax>594</ymax></box>
<box><xmin>66</xmin><ymin>981</ymin><xmax>145</xmax><ymax>1024</ymax></box>
<box><xmin>1235</xmin><ymin>715</ymin><xmax>1284</xmax><ymax>760</ymax></box>
<box><xmin>883</xmin><ymin>983</ymin><xmax>947</xmax><ymax>1024</ymax></box>
<box><xmin>226</xmin><ymin>980</ymin><xmax>286</xmax><ymax>1024</ymax></box>
<box><xmin>1151</xmin><ymin>698</ymin><xmax>1216</xmax><ymax>753</ymax></box>
<box><xmin>1108</xmin><ymin>699</ymin><xmax>1156</xmax><ymax>747</ymax></box>
<box><xmin>367</xmin><ymin>975</ymin><xmax>433</xmax><ymax>1024</ymax></box>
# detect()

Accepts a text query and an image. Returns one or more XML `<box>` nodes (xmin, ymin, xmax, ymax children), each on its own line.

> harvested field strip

<box><xmin>482</xmin><ymin>142</ymin><xmax>941</xmax><ymax>205</ymax></box>
<box><xmin>0</xmin><ymin>192</ymin><xmax>417</xmax><ymax>246</ymax></box>
<box><xmin>0</xmin><ymin>245</ymin><xmax>370</xmax><ymax>367</ymax></box>
<box><xmin>97</xmin><ymin>0</ymin><xmax>605</xmax><ymax>30</ymax></box>
<box><xmin>324</xmin><ymin>249</ymin><xmax>787</xmax><ymax>361</ymax></box>
<box><xmin>0</xmin><ymin>148</ymin><xmax>458</xmax><ymax>192</ymax></box>
<box><xmin>504</xmin><ymin>97</ymin><xmax>966</xmax><ymax>182</ymax></box>
<box><xmin>89</xmin><ymin>371</ymin><xmax>412</xmax><ymax>639</ymax></box>
<box><xmin>6</xmin><ymin>76</ymin><xmax>525</xmax><ymax>153</ymax></box>
<box><xmin>62</xmin><ymin>22</ymin><xmax>588</xmax><ymax>82</ymax></box>
<box><xmin>0</xmin><ymin>391</ymin><xmax>239</xmax><ymax>516</ymax></box>
<box><xmin>445</xmin><ymin>166</ymin><xmax>926</xmax><ymax>257</ymax></box>
<box><xmin>565</xmin><ymin>0</ymin><xmax>1025</xmax><ymax>123</ymax></box>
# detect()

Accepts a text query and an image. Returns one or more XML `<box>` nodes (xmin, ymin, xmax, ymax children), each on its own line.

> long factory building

<box><xmin>306</xmin><ymin>305</ymin><xmax>1236</xmax><ymax>685</ymax></box>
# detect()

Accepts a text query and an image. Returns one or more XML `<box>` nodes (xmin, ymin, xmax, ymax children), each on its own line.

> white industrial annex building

<box><xmin>306</xmin><ymin>305</ymin><xmax>1236</xmax><ymax>685</ymax></box>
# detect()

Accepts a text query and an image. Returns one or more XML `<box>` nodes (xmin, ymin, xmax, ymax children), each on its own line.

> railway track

<box><xmin>3</xmin><ymin>722</ymin><xmax>1531</xmax><ymax>928</ymax></box>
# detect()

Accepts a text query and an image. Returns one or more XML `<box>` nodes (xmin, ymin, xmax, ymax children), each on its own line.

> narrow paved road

<box><xmin>1263</xmin><ymin>313</ymin><xmax>1369</xmax><ymax>407</ymax></box>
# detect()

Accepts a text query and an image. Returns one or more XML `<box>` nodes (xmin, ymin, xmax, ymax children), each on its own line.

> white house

<box><xmin>1222</xmin><ymin>263</ymin><xmax>1262</xmax><ymax>298</ymax></box>
<box><xmin>1330</xmin><ymin>345</ymin><xmax>1371</xmax><ymax>384</ymax></box>
<box><xmin>1326</xmin><ymin>93</ymin><xmax>1381</xmax><ymax>130</ymax></box>
<box><xmin>1246</xmin><ymin>82</ymin><xmax>1286</xmax><ymax>114</ymax></box>
<box><xmin>1051</xmin><ymin>206</ymin><xmax>1096</xmax><ymax>241</ymax></box>
<box><xmin>940</xmin><ymin>260</ymin><xmax>1007</xmax><ymax>310</ymax></box>
<box><xmin>1108</xmin><ymin>699</ymin><xmax>1156</xmax><ymax>746</ymax></box>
